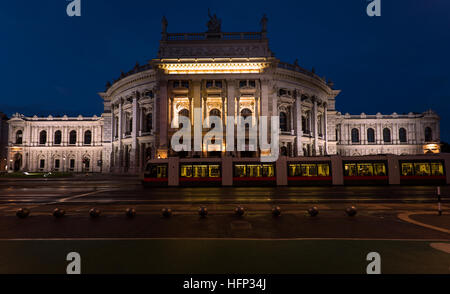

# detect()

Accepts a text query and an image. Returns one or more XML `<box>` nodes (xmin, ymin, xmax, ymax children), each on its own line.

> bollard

<box><xmin>16</xmin><ymin>208</ymin><xmax>30</xmax><ymax>219</ymax></box>
<box><xmin>307</xmin><ymin>206</ymin><xmax>319</xmax><ymax>217</ymax></box>
<box><xmin>272</xmin><ymin>206</ymin><xmax>281</xmax><ymax>217</ymax></box>
<box><xmin>345</xmin><ymin>206</ymin><xmax>357</xmax><ymax>217</ymax></box>
<box><xmin>89</xmin><ymin>208</ymin><xmax>101</xmax><ymax>218</ymax></box>
<box><xmin>126</xmin><ymin>208</ymin><xmax>136</xmax><ymax>218</ymax></box>
<box><xmin>235</xmin><ymin>206</ymin><xmax>245</xmax><ymax>217</ymax></box>
<box><xmin>53</xmin><ymin>208</ymin><xmax>66</xmax><ymax>218</ymax></box>
<box><xmin>198</xmin><ymin>206</ymin><xmax>208</xmax><ymax>218</ymax></box>
<box><xmin>162</xmin><ymin>208</ymin><xmax>172</xmax><ymax>218</ymax></box>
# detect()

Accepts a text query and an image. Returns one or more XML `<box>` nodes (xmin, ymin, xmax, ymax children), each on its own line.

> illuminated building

<box><xmin>5</xmin><ymin>15</ymin><xmax>441</xmax><ymax>175</ymax></box>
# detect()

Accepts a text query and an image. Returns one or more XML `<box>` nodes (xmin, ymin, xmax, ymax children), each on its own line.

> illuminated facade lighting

<box><xmin>159</xmin><ymin>62</ymin><xmax>268</xmax><ymax>74</ymax></box>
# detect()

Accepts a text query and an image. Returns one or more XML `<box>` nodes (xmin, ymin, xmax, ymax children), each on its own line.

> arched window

<box><xmin>84</xmin><ymin>130</ymin><xmax>92</xmax><ymax>145</ymax></box>
<box><xmin>351</xmin><ymin>128</ymin><xmax>359</xmax><ymax>143</ymax></box>
<box><xmin>115</xmin><ymin>117</ymin><xmax>119</xmax><ymax>137</ymax></box>
<box><xmin>178</xmin><ymin>109</ymin><xmax>190</xmax><ymax>128</ymax></box>
<box><xmin>240</xmin><ymin>108</ymin><xmax>252</xmax><ymax>118</ymax></box>
<box><xmin>209</xmin><ymin>109</ymin><xmax>221</xmax><ymax>128</ymax></box>
<box><xmin>399</xmin><ymin>128</ymin><xmax>407</xmax><ymax>143</ymax></box>
<box><xmin>15</xmin><ymin>130</ymin><xmax>23</xmax><ymax>144</ymax></box>
<box><xmin>146</xmin><ymin>113</ymin><xmax>152</xmax><ymax>132</ymax></box>
<box><xmin>367</xmin><ymin>128</ymin><xmax>375</xmax><ymax>143</ymax></box>
<box><xmin>318</xmin><ymin>115</ymin><xmax>323</xmax><ymax>136</ymax></box>
<box><xmin>39</xmin><ymin>130</ymin><xmax>47</xmax><ymax>145</ymax></box>
<box><xmin>209</xmin><ymin>108</ymin><xmax>221</xmax><ymax>118</ymax></box>
<box><xmin>179</xmin><ymin>108</ymin><xmax>190</xmax><ymax>118</ymax></box>
<box><xmin>307</xmin><ymin>111</ymin><xmax>312</xmax><ymax>132</ymax></box>
<box><xmin>302</xmin><ymin>116</ymin><xmax>307</xmax><ymax>133</ymax></box>
<box><xmin>425</xmin><ymin>127</ymin><xmax>432</xmax><ymax>142</ymax></box>
<box><xmin>240</xmin><ymin>108</ymin><xmax>253</xmax><ymax>131</ymax></box>
<box><xmin>54</xmin><ymin>130</ymin><xmax>62</xmax><ymax>145</ymax></box>
<box><xmin>69</xmin><ymin>130</ymin><xmax>77</xmax><ymax>145</ymax></box>
<box><xmin>383</xmin><ymin>128</ymin><xmax>391</xmax><ymax>143</ymax></box>
<box><xmin>280</xmin><ymin>112</ymin><xmax>287</xmax><ymax>132</ymax></box>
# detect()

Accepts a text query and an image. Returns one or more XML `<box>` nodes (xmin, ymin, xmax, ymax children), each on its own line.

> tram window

<box><xmin>288</xmin><ymin>164</ymin><xmax>299</xmax><ymax>177</ymax></box>
<box><xmin>317</xmin><ymin>164</ymin><xmax>330</xmax><ymax>176</ymax></box>
<box><xmin>414</xmin><ymin>163</ymin><xmax>430</xmax><ymax>176</ymax></box>
<box><xmin>288</xmin><ymin>163</ymin><xmax>330</xmax><ymax>177</ymax></box>
<box><xmin>401</xmin><ymin>163</ymin><xmax>414</xmax><ymax>176</ymax></box>
<box><xmin>262</xmin><ymin>164</ymin><xmax>275</xmax><ymax>177</ymax></box>
<box><xmin>234</xmin><ymin>164</ymin><xmax>274</xmax><ymax>177</ymax></box>
<box><xmin>344</xmin><ymin>164</ymin><xmax>357</xmax><ymax>176</ymax></box>
<box><xmin>401</xmin><ymin>162</ymin><xmax>444</xmax><ymax>176</ymax></box>
<box><xmin>193</xmin><ymin>165</ymin><xmax>208</xmax><ymax>177</ymax></box>
<box><xmin>157</xmin><ymin>166</ymin><xmax>167</xmax><ymax>178</ymax></box>
<box><xmin>146</xmin><ymin>164</ymin><xmax>167</xmax><ymax>178</ymax></box>
<box><xmin>357</xmin><ymin>163</ymin><xmax>373</xmax><ymax>176</ymax></box>
<box><xmin>247</xmin><ymin>165</ymin><xmax>260</xmax><ymax>177</ymax></box>
<box><xmin>234</xmin><ymin>165</ymin><xmax>246</xmax><ymax>177</ymax></box>
<box><xmin>344</xmin><ymin>162</ymin><xmax>386</xmax><ymax>177</ymax></box>
<box><xmin>181</xmin><ymin>164</ymin><xmax>221</xmax><ymax>178</ymax></box>
<box><xmin>303</xmin><ymin>164</ymin><xmax>318</xmax><ymax>176</ymax></box>
<box><xmin>209</xmin><ymin>165</ymin><xmax>221</xmax><ymax>177</ymax></box>
<box><xmin>373</xmin><ymin>163</ymin><xmax>386</xmax><ymax>176</ymax></box>
<box><xmin>431</xmin><ymin>163</ymin><xmax>444</xmax><ymax>176</ymax></box>
<box><xmin>180</xmin><ymin>165</ymin><xmax>193</xmax><ymax>177</ymax></box>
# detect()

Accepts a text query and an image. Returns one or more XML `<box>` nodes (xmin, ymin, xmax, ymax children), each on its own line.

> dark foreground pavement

<box><xmin>0</xmin><ymin>211</ymin><xmax>448</xmax><ymax>239</ymax></box>
<box><xmin>0</xmin><ymin>239</ymin><xmax>448</xmax><ymax>274</ymax></box>
<box><xmin>0</xmin><ymin>179</ymin><xmax>448</xmax><ymax>274</ymax></box>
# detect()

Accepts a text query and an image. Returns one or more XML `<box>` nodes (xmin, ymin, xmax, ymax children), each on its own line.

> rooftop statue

<box><xmin>260</xmin><ymin>14</ymin><xmax>268</xmax><ymax>32</ymax></box>
<box><xmin>207</xmin><ymin>9</ymin><xmax>221</xmax><ymax>33</ymax></box>
<box><xmin>161</xmin><ymin>16</ymin><xmax>168</xmax><ymax>34</ymax></box>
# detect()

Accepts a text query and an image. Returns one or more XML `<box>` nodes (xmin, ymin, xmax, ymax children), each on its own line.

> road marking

<box><xmin>398</xmin><ymin>211</ymin><xmax>450</xmax><ymax>235</ymax></box>
<box><xmin>54</xmin><ymin>189</ymin><xmax>116</xmax><ymax>203</ymax></box>
<box><xmin>430</xmin><ymin>243</ymin><xmax>450</xmax><ymax>254</ymax></box>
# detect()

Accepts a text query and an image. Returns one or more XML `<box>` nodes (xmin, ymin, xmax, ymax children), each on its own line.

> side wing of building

<box><xmin>7</xmin><ymin>114</ymin><xmax>105</xmax><ymax>173</ymax></box>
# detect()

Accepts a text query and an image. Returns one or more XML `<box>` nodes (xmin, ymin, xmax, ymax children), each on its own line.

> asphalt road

<box><xmin>0</xmin><ymin>178</ymin><xmax>449</xmax><ymax>205</ymax></box>
<box><xmin>0</xmin><ymin>178</ymin><xmax>448</xmax><ymax>274</ymax></box>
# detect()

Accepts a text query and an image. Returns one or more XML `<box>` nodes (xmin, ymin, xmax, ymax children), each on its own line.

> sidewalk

<box><xmin>0</xmin><ymin>173</ymin><xmax>139</xmax><ymax>181</ymax></box>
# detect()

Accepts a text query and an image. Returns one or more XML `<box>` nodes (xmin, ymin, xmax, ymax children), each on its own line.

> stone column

<box><xmin>289</xmin><ymin>106</ymin><xmax>294</xmax><ymax>132</ymax></box>
<box><xmin>158</xmin><ymin>80</ymin><xmax>168</xmax><ymax>152</ymax></box>
<box><xmin>152</xmin><ymin>95</ymin><xmax>157</xmax><ymax>132</ymax></box>
<box><xmin>226</xmin><ymin>81</ymin><xmax>236</xmax><ymax>154</ymax></box>
<box><xmin>324</xmin><ymin>104</ymin><xmax>328</xmax><ymax>155</ymax></box>
<box><xmin>139</xmin><ymin>106</ymin><xmax>144</xmax><ymax>135</ymax></box>
<box><xmin>313</xmin><ymin>99</ymin><xmax>318</xmax><ymax>155</ymax></box>
<box><xmin>130</xmin><ymin>95</ymin><xmax>138</xmax><ymax>173</ymax></box>
<box><xmin>111</xmin><ymin>105</ymin><xmax>115</xmax><ymax>142</ymax></box>
<box><xmin>221</xmin><ymin>96</ymin><xmax>226</xmax><ymax>129</ymax></box>
<box><xmin>117</xmin><ymin>101</ymin><xmax>123</xmax><ymax>172</ymax></box>
<box><xmin>260</xmin><ymin>80</ymin><xmax>269</xmax><ymax>117</ymax></box>
<box><xmin>295</xmin><ymin>94</ymin><xmax>302</xmax><ymax>156</ymax></box>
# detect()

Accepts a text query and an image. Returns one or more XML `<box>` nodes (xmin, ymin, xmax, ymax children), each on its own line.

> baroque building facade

<box><xmin>5</xmin><ymin>15</ymin><xmax>440</xmax><ymax>174</ymax></box>
<box><xmin>0</xmin><ymin>112</ymin><xmax>8</xmax><ymax>172</ymax></box>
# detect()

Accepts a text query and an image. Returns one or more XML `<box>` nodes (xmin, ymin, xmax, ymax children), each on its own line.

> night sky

<box><xmin>1</xmin><ymin>0</ymin><xmax>449</xmax><ymax>140</ymax></box>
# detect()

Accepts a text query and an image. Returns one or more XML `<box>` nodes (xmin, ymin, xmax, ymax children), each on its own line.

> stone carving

<box><xmin>161</xmin><ymin>16</ymin><xmax>168</xmax><ymax>34</ymax></box>
<box><xmin>260</xmin><ymin>14</ymin><xmax>268</xmax><ymax>32</ymax></box>
<box><xmin>159</xmin><ymin>44</ymin><xmax>270</xmax><ymax>58</ymax></box>
<box><xmin>207</xmin><ymin>9</ymin><xmax>221</xmax><ymax>33</ymax></box>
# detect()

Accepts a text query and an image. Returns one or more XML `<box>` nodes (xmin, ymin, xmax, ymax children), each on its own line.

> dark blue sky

<box><xmin>1</xmin><ymin>0</ymin><xmax>449</xmax><ymax>140</ymax></box>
